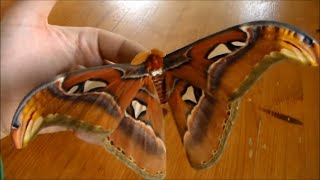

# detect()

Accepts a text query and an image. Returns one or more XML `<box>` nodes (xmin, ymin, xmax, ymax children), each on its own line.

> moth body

<box><xmin>136</xmin><ymin>49</ymin><xmax>167</xmax><ymax>104</ymax></box>
<box><xmin>145</xmin><ymin>53</ymin><xmax>164</xmax><ymax>76</ymax></box>
<box><xmin>146</xmin><ymin>55</ymin><xmax>167</xmax><ymax>104</ymax></box>
<box><xmin>151</xmin><ymin>74</ymin><xmax>166</xmax><ymax>104</ymax></box>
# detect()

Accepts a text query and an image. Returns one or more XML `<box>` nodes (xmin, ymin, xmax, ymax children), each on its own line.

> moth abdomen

<box><xmin>151</xmin><ymin>74</ymin><xmax>166</xmax><ymax>104</ymax></box>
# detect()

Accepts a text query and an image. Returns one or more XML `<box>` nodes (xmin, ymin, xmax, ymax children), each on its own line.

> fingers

<box><xmin>39</xmin><ymin>126</ymin><xmax>67</xmax><ymax>134</ymax></box>
<box><xmin>38</xmin><ymin>127</ymin><xmax>102</xmax><ymax>145</ymax></box>
<box><xmin>97</xmin><ymin>29</ymin><xmax>147</xmax><ymax>64</ymax></box>
<box><xmin>2</xmin><ymin>0</ymin><xmax>56</xmax><ymax>25</ymax></box>
<box><xmin>75</xmin><ymin>131</ymin><xmax>104</xmax><ymax>145</ymax></box>
<box><xmin>50</xmin><ymin>26</ymin><xmax>146</xmax><ymax>67</ymax></box>
<box><xmin>39</xmin><ymin>126</ymin><xmax>103</xmax><ymax>145</ymax></box>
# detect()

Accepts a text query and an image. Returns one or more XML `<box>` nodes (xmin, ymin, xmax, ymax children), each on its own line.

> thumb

<box><xmin>47</xmin><ymin>25</ymin><xmax>147</xmax><ymax>68</ymax></box>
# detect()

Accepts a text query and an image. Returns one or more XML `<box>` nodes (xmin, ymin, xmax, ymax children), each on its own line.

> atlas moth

<box><xmin>11</xmin><ymin>21</ymin><xmax>319</xmax><ymax>179</ymax></box>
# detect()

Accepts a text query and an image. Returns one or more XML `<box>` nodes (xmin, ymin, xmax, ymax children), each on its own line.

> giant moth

<box><xmin>11</xmin><ymin>21</ymin><xmax>319</xmax><ymax>179</ymax></box>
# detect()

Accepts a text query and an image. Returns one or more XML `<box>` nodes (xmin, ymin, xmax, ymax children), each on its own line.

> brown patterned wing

<box><xmin>106</xmin><ymin>76</ymin><xmax>166</xmax><ymax>179</ymax></box>
<box><xmin>11</xmin><ymin>64</ymin><xmax>166</xmax><ymax>179</ymax></box>
<box><xmin>164</xmin><ymin>21</ymin><xmax>319</xmax><ymax>168</ymax></box>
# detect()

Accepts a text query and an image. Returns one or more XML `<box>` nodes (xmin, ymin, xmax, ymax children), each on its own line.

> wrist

<box><xmin>2</xmin><ymin>0</ymin><xmax>57</xmax><ymax>26</ymax></box>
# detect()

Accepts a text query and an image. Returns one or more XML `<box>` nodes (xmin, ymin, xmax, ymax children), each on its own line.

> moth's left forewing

<box><xmin>210</xmin><ymin>24</ymin><xmax>319</xmax><ymax>101</ymax></box>
<box><xmin>164</xmin><ymin>26</ymin><xmax>249</xmax><ymax>93</ymax></box>
<box><xmin>164</xmin><ymin>21</ymin><xmax>319</xmax><ymax>169</ymax></box>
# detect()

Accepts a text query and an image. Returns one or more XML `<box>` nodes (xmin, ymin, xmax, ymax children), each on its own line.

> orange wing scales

<box><xmin>11</xmin><ymin>79</ymin><xmax>122</xmax><ymax>148</ymax></box>
<box><xmin>10</xmin><ymin>21</ymin><xmax>319</xmax><ymax>179</ymax></box>
<box><xmin>11</xmin><ymin>65</ymin><xmax>166</xmax><ymax>178</ymax></box>
<box><xmin>165</xmin><ymin>21</ymin><xmax>319</xmax><ymax>168</ymax></box>
<box><xmin>105</xmin><ymin>115</ymin><xmax>166</xmax><ymax>179</ymax></box>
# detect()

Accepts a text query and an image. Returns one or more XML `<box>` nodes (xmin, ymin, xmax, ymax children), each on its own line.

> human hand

<box><xmin>0</xmin><ymin>1</ymin><xmax>146</xmax><ymax>140</ymax></box>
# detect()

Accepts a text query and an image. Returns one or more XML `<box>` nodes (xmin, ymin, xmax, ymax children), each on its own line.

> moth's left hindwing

<box><xmin>11</xmin><ymin>64</ymin><xmax>166</xmax><ymax>179</ymax></box>
<box><xmin>164</xmin><ymin>21</ymin><xmax>319</xmax><ymax>169</ymax></box>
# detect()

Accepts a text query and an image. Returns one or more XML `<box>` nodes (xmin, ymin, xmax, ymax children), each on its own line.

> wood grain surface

<box><xmin>1</xmin><ymin>1</ymin><xmax>319</xmax><ymax>179</ymax></box>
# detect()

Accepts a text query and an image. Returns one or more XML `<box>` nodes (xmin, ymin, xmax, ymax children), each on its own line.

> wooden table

<box><xmin>1</xmin><ymin>1</ymin><xmax>319</xmax><ymax>179</ymax></box>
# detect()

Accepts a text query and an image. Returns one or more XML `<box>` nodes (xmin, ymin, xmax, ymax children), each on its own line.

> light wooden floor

<box><xmin>1</xmin><ymin>1</ymin><xmax>319</xmax><ymax>179</ymax></box>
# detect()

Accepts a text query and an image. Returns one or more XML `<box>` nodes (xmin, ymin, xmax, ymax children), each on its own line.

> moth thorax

<box><xmin>150</xmin><ymin>69</ymin><xmax>163</xmax><ymax>76</ymax></box>
<box><xmin>152</xmin><ymin>74</ymin><xmax>166</xmax><ymax>104</ymax></box>
<box><xmin>145</xmin><ymin>54</ymin><xmax>164</xmax><ymax>76</ymax></box>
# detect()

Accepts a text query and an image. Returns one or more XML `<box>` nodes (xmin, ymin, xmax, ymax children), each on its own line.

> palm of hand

<box><xmin>1</xmin><ymin>1</ymin><xmax>144</xmax><ymax>138</ymax></box>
